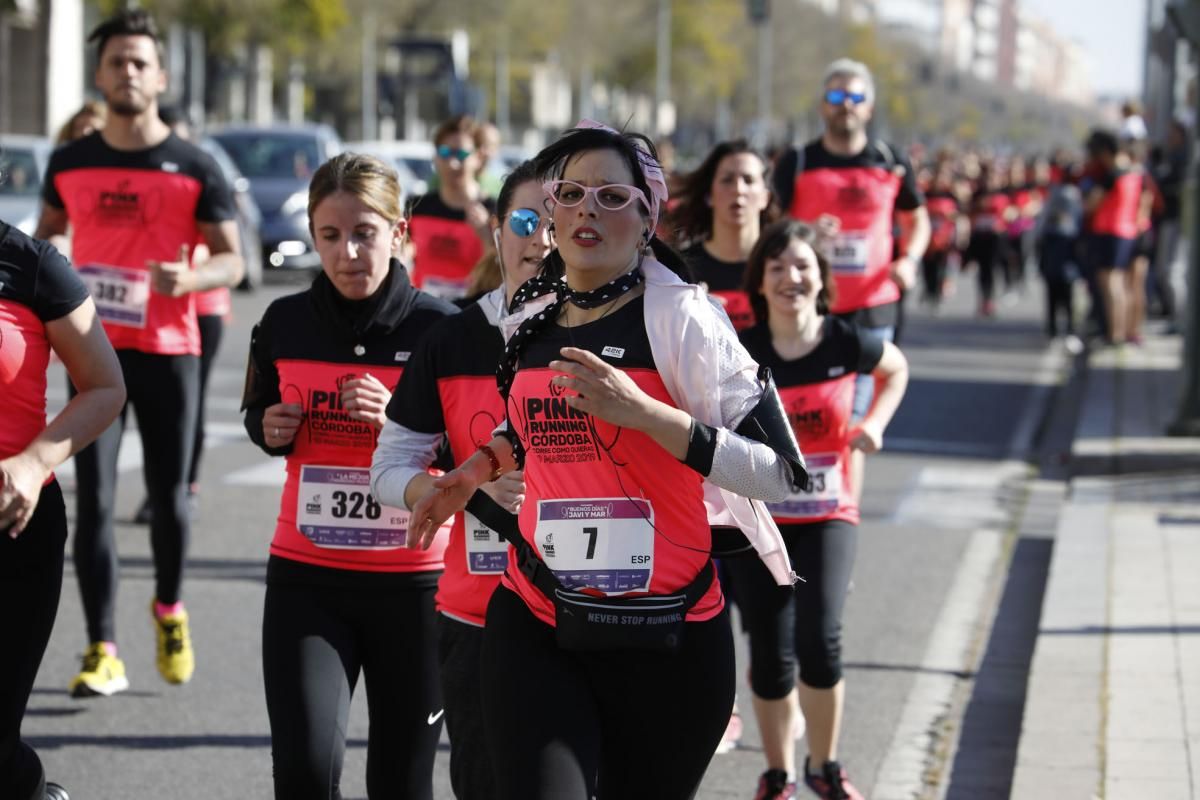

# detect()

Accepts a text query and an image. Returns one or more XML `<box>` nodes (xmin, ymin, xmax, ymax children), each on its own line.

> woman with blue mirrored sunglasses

<box><xmin>371</xmin><ymin>161</ymin><xmax>551</xmax><ymax>799</ymax></box>
<box><xmin>507</xmin><ymin>207</ymin><xmax>551</xmax><ymax>238</ymax></box>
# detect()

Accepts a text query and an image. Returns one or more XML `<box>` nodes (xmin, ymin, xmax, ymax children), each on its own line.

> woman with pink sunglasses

<box><xmin>405</xmin><ymin>122</ymin><xmax>808</xmax><ymax>799</ymax></box>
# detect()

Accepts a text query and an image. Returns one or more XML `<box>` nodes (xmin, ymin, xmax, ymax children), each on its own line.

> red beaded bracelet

<box><xmin>478</xmin><ymin>443</ymin><xmax>502</xmax><ymax>480</ymax></box>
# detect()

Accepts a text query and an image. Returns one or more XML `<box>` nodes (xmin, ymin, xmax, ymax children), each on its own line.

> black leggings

<box><xmin>1005</xmin><ymin>232</ymin><xmax>1028</xmax><ymax>288</ymax></box>
<box><xmin>969</xmin><ymin>233</ymin><xmax>1006</xmax><ymax>304</ymax></box>
<box><xmin>921</xmin><ymin>250</ymin><xmax>950</xmax><ymax>302</ymax></box>
<box><xmin>188</xmin><ymin>314</ymin><xmax>225</xmax><ymax>487</ymax></box>
<box><xmin>1045</xmin><ymin>279</ymin><xmax>1075</xmax><ymax>337</ymax></box>
<box><xmin>0</xmin><ymin>481</ymin><xmax>66</xmax><ymax>799</ymax></box>
<box><xmin>479</xmin><ymin>586</ymin><xmax>734</xmax><ymax>800</ymax></box>
<box><xmin>436</xmin><ymin>614</ymin><xmax>494</xmax><ymax>799</ymax></box>
<box><xmin>262</xmin><ymin>568</ymin><xmax>443</xmax><ymax>800</ymax></box>
<box><xmin>71</xmin><ymin>351</ymin><xmax>199</xmax><ymax>642</ymax></box>
<box><xmin>725</xmin><ymin>520</ymin><xmax>858</xmax><ymax>696</ymax></box>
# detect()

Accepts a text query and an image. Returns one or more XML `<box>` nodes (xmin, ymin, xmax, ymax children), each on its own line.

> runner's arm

<box><xmin>193</xmin><ymin>219</ymin><xmax>245</xmax><ymax>291</ymax></box>
<box><xmin>33</xmin><ymin>205</ymin><xmax>71</xmax><ymax>259</ymax></box>
<box><xmin>405</xmin><ymin>433</ymin><xmax>518</xmax><ymax>548</ymax></box>
<box><xmin>241</xmin><ymin>321</ymin><xmax>295</xmax><ymax>456</ymax></box>
<box><xmin>851</xmin><ymin>341</ymin><xmax>908</xmax><ymax>453</ymax></box>
<box><xmin>4</xmin><ymin>300</ymin><xmax>125</xmax><ymax>536</ymax></box>
<box><xmin>369</xmin><ymin>421</ymin><xmax>443</xmax><ymax>511</ymax></box>
<box><xmin>898</xmin><ymin>205</ymin><xmax>931</xmax><ymax>263</ymax></box>
<box><xmin>39</xmin><ymin>300</ymin><xmax>126</xmax><ymax>467</ymax></box>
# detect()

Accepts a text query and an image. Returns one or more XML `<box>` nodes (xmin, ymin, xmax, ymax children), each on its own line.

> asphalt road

<box><xmin>23</xmin><ymin>266</ymin><xmax>1066</xmax><ymax>799</ymax></box>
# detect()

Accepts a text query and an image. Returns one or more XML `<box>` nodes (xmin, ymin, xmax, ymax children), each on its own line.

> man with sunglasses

<box><xmin>771</xmin><ymin>60</ymin><xmax>928</xmax><ymax>800</ymax></box>
<box><xmin>406</xmin><ymin>115</ymin><xmax>496</xmax><ymax>299</ymax></box>
<box><xmin>773</xmin><ymin>58</ymin><xmax>928</xmax><ymax>495</ymax></box>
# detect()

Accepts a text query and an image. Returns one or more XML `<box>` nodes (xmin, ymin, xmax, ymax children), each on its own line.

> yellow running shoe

<box><xmin>152</xmin><ymin>603</ymin><xmax>195</xmax><ymax>685</ymax></box>
<box><xmin>68</xmin><ymin>643</ymin><xmax>129</xmax><ymax>698</ymax></box>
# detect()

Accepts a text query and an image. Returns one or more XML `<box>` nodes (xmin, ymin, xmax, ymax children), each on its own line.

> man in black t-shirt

<box><xmin>772</xmin><ymin>58</ymin><xmax>928</xmax><ymax>514</ymax></box>
<box><xmin>773</xmin><ymin>59</ymin><xmax>929</xmax><ymax>337</ymax></box>
<box><xmin>35</xmin><ymin>9</ymin><xmax>243</xmax><ymax>700</ymax></box>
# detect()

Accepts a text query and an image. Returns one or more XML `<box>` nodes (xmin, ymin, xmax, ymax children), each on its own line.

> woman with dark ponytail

<box><xmin>403</xmin><ymin>122</ymin><xmax>810</xmax><ymax>798</ymax></box>
<box><xmin>672</xmin><ymin>140</ymin><xmax>775</xmax><ymax>330</ymax></box>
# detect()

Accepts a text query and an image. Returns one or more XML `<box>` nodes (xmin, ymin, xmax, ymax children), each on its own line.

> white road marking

<box><xmin>871</xmin><ymin>526</ymin><xmax>1007</xmax><ymax>799</ymax></box>
<box><xmin>891</xmin><ymin>463</ymin><xmax>1024</xmax><ymax>530</ymax></box>
<box><xmin>52</xmin><ymin>422</ymin><xmax>250</xmax><ymax>482</ymax></box>
<box><xmin>219</xmin><ymin>458</ymin><xmax>287</xmax><ymax>487</ymax></box>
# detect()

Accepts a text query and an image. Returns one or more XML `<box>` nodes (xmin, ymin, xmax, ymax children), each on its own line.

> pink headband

<box><xmin>574</xmin><ymin>118</ymin><xmax>669</xmax><ymax>227</ymax></box>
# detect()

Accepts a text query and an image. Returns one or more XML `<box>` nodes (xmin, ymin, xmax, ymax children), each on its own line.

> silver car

<box><xmin>0</xmin><ymin>134</ymin><xmax>52</xmax><ymax>235</ymax></box>
<box><xmin>198</xmin><ymin>136</ymin><xmax>265</xmax><ymax>290</ymax></box>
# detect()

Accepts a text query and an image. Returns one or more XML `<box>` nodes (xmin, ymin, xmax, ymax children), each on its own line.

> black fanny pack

<box><xmin>466</xmin><ymin>492</ymin><xmax>714</xmax><ymax>654</ymax></box>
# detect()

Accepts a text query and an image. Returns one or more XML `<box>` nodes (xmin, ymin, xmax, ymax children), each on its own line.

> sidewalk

<box><xmin>1011</xmin><ymin>331</ymin><xmax>1200</xmax><ymax>799</ymax></box>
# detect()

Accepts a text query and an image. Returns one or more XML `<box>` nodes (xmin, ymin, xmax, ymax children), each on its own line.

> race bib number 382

<box><xmin>296</xmin><ymin>465</ymin><xmax>409</xmax><ymax>549</ymax></box>
<box><xmin>78</xmin><ymin>264</ymin><xmax>151</xmax><ymax>328</ymax></box>
<box><xmin>535</xmin><ymin>498</ymin><xmax>654</xmax><ymax>595</ymax></box>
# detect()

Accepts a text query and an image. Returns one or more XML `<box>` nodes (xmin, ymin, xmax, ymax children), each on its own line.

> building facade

<box><xmin>0</xmin><ymin>0</ymin><xmax>85</xmax><ymax>136</ymax></box>
<box><xmin>1144</xmin><ymin>0</ymin><xmax>1198</xmax><ymax>137</ymax></box>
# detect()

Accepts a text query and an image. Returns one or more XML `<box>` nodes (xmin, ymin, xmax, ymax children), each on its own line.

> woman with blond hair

<box><xmin>242</xmin><ymin>152</ymin><xmax>458</xmax><ymax>799</ymax></box>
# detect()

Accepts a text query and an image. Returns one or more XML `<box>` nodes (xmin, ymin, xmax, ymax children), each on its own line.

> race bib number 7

<box><xmin>535</xmin><ymin>498</ymin><xmax>655</xmax><ymax>595</ymax></box>
<box><xmin>78</xmin><ymin>264</ymin><xmax>151</xmax><ymax>328</ymax></box>
<box><xmin>297</xmin><ymin>465</ymin><xmax>409</xmax><ymax>549</ymax></box>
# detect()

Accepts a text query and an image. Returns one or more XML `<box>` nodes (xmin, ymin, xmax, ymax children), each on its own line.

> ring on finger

<box><xmin>274</xmin><ymin>427</ymin><xmax>280</xmax><ymax>438</ymax></box>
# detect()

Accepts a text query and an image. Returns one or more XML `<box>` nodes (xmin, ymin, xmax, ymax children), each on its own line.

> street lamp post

<box><xmin>362</xmin><ymin>7</ymin><xmax>376</xmax><ymax>141</ymax></box>
<box><xmin>748</xmin><ymin>0</ymin><xmax>771</xmax><ymax>148</ymax></box>
<box><xmin>655</xmin><ymin>0</ymin><xmax>671</xmax><ymax>137</ymax></box>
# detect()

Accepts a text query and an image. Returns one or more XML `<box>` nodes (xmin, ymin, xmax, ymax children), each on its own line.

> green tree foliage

<box><xmin>95</xmin><ymin>0</ymin><xmax>347</xmax><ymax>56</ymax></box>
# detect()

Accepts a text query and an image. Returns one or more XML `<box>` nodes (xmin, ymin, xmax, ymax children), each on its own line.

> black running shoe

<box><xmin>46</xmin><ymin>782</ymin><xmax>70</xmax><ymax>799</ymax></box>
<box><xmin>803</xmin><ymin>758</ymin><xmax>863</xmax><ymax>800</ymax></box>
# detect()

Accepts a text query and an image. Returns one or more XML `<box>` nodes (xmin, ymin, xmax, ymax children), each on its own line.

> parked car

<box><xmin>210</xmin><ymin>123</ymin><xmax>341</xmax><ymax>271</ymax></box>
<box><xmin>345</xmin><ymin>140</ymin><xmax>432</xmax><ymax>201</ymax></box>
<box><xmin>493</xmin><ymin>143</ymin><xmax>537</xmax><ymax>174</ymax></box>
<box><xmin>345</xmin><ymin>139</ymin><xmax>434</xmax><ymax>200</ymax></box>
<box><xmin>0</xmin><ymin>134</ymin><xmax>52</xmax><ymax>235</ymax></box>
<box><xmin>198</xmin><ymin>136</ymin><xmax>264</xmax><ymax>290</ymax></box>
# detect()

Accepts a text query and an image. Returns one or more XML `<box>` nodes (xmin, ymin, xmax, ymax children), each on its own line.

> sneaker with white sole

<box><xmin>152</xmin><ymin>603</ymin><xmax>195</xmax><ymax>685</ymax></box>
<box><xmin>68</xmin><ymin>643</ymin><xmax>129</xmax><ymax>698</ymax></box>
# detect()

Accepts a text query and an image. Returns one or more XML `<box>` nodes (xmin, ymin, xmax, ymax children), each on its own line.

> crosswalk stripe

<box><xmin>52</xmin><ymin>421</ymin><xmax>250</xmax><ymax>482</ymax></box>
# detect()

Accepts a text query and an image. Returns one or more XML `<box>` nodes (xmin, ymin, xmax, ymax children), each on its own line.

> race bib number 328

<box><xmin>296</xmin><ymin>465</ymin><xmax>409</xmax><ymax>549</ymax></box>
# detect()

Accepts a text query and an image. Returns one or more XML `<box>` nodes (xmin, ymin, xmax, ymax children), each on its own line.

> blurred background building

<box><xmin>0</xmin><ymin>0</ymin><xmax>1155</xmax><ymax>159</ymax></box>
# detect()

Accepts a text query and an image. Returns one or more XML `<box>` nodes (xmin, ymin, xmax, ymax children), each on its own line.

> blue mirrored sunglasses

<box><xmin>437</xmin><ymin>144</ymin><xmax>473</xmax><ymax>161</ymax></box>
<box><xmin>824</xmin><ymin>89</ymin><xmax>868</xmax><ymax>106</ymax></box>
<box><xmin>508</xmin><ymin>208</ymin><xmax>546</xmax><ymax>237</ymax></box>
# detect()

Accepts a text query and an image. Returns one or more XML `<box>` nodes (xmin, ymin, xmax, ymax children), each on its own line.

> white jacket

<box><xmin>502</xmin><ymin>257</ymin><xmax>799</xmax><ymax>587</ymax></box>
